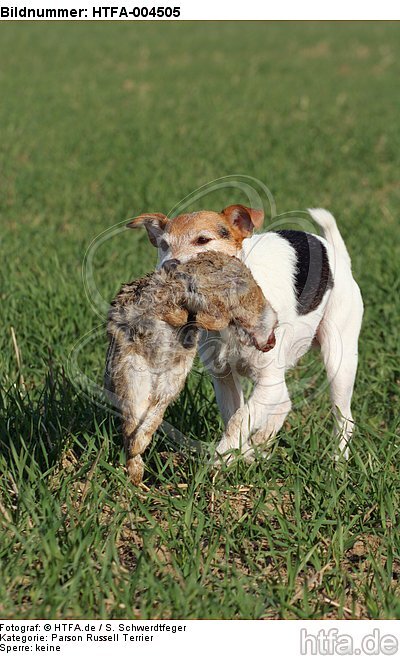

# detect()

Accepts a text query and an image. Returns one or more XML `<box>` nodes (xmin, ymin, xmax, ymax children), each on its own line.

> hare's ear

<box><xmin>126</xmin><ymin>213</ymin><xmax>168</xmax><ymax>247</ymax></box>
<box><xmin>221</xmin><ymin>204</ymin><xmax>264</xmax><ymax>237</ymax></box>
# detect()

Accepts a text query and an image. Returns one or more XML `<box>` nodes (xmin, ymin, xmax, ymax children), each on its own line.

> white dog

<box><xmin>127</xmin><ymin>205</ymin><xmax>363</xmax><ymax>462</ymax></box>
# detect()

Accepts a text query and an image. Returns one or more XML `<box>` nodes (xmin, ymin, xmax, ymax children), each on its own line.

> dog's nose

<box><xmin>162</xmin><ymin>258</ymin><xmax>180</xmax><ymax>273</ymax></box>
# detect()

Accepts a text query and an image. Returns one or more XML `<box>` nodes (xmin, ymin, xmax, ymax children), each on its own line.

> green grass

<box><xmin>0</xmin><ymin>21</ymin><xmax>399</xmax><ymax>619</ymax></box>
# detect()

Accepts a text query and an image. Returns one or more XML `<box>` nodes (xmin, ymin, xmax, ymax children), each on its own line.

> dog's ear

<box><xmin>126</xmin><ymin>213</ymin><xmax>168</xmax><ymax>247</ymax></box>
<box><xmin>221</xmin><ymin>205</ymin><xmax>264</xmax><ymax>237</ymax></box>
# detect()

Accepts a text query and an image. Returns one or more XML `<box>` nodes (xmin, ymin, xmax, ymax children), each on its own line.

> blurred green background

<box><xmin>0</xmin><ymin>22</ymin><xmax>399</xmax><ymax>619</ymax></box>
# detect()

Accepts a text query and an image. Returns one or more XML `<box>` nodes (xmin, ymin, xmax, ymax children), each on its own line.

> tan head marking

<box><xmin>221</xmin><ymin>204</ymin><xmax>264</xmax><ymax>238</ymax></box>
<box><xmin>127</xmin><ymin>205</ymin><xmax>264</xmax><ymax>265</ymax></box>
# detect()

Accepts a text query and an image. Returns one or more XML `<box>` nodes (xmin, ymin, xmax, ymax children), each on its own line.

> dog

<box><xmin>127</xmin><ymin>204</ymin><xmax>363</xmax><ymax>463</ymax></box>
<box><xmin>105</xmin><ymin>251</ymin><xmax>277</xmax><ymax>483</ymax></box>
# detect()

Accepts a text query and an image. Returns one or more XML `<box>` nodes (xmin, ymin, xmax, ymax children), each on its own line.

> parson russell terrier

<box><xmin>127</xmin><ymin>205</ymin><xmax>364</xmax><ymax>463</ymax></box>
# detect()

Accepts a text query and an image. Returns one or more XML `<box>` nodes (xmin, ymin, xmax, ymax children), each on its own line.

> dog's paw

<box><xmin>208</xmin><ymin>450</ymin><xmax>229</xmax><ymax>468</ymax></box>
<box><xmin>209</xmin><ymin>444</ymin><xmax>248</xmax><ymax>468</ymax></box>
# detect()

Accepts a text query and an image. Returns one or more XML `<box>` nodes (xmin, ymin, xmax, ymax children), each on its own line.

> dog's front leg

<box><xmin>214</xmin><ymin>365</ymin><xmax>291</xmax><ymax>463</ymax></box>
<box><xmin>211</xmin><ymin>370</ymin><xmax>244</xmax><ymax>426</ymax></box>
<box><xmin>198</xmin><ymin>332</ymin><xmax>244</xmax><ymax>425</ymax></box>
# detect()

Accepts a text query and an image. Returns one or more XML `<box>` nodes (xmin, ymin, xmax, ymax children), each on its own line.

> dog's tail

<box><xmin>308</xmin><ymin>208</ymin><xmax>352</xmax><ymax>268</ymax></box>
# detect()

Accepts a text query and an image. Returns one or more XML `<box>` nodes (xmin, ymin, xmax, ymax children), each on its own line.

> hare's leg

<box><xmin>112</xmin><ymin>354</ymin><xmax>153</xmax><ymax>484</ymax></box>
<box><xmin>118</xmin><ymin>352</ymin><xmax>195</xmax><ymax>484</ymax></box>
<box><xmin>124</xmin><ymin>401</ymin><xmax>170</xmax><ymax>485</ymax></box>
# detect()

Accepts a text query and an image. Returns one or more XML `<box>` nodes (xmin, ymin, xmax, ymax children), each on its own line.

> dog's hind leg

<box><xmin>317</xmin><ymin>280</ymin><xmax>363</xmax><ymax>459</ymax></box>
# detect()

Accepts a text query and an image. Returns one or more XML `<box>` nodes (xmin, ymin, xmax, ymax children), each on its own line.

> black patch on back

<box><xmin>276</xmin><ymin>230</ymin><xmax>333</xmax><ymax>315</ymax></box>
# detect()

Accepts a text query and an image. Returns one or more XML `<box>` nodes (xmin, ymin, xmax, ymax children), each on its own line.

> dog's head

<box><xmin>126</xmin><ymin>205</ymin><xmax>264</xmax><ymax>270</ymax></box>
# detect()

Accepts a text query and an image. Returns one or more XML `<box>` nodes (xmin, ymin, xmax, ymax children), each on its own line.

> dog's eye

<box><xmin>195</xmin><ymin>236</ymin><xmax>211</xmax><ymax>246</ymax></box>
<box><xmin>159</xmin><ymin>239</ymin><xmax>169</xmax><ymax>251</ymax></box>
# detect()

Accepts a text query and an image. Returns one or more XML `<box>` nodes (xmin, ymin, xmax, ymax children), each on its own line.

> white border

<box><xmin>0</xmin><ymin>620</ymin><xmax>399</xmax><ymax>655</ymax></box>
<box><xmin>0</xmin><ymin>0</ymin><xmax>399</xmax><ymax>20</ymax></box>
